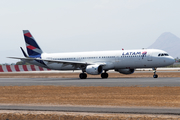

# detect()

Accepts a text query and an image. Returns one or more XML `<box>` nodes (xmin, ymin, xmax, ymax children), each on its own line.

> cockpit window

<box><xmin>158</xmin><ymin>53</ymin><xmax>169</xmax><ymax>56</ymax></box>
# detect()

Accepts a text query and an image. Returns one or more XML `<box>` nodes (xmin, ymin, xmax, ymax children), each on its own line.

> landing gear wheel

<box><xmin>101</xmin><ymin>73</ymin><xmax>108</xmax><ymax>79</ymax></box>
<box><xmin>153</xmin><ymin>74</ymin><xmax>158</xmax><ymax>78</ymax></box>
<box><xmin>79</xmin><ymin>73</ymin><xmax>87</xmax><ymax>79</ymax></box>
<box><xmin>152</xmin><ymin>68</ymin><xmax>158</xmax><ymax>78</ymax></box>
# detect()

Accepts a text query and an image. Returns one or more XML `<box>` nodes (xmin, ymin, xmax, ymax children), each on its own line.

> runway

<box><xmin>0</xmin><ymin>77</ymin><xmax>179</xmax><ymax>87</ymax></box>
<box><xmin>0</xmin><ymin>104</ymin><xmax>180</xmax><ymax>115</ymax></box>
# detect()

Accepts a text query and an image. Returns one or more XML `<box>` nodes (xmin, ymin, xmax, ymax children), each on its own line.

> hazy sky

<box><xmin>1</xmin><ymin>0</ymin><xmax>180</xmax><ymax>63</ymax></box>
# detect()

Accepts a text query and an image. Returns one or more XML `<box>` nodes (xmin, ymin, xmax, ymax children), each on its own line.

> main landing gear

<box><xmin>101</xmin><ymin>72</ymin><xmax>108</xmax><ymax>79</ymax></box>
<box><xmin>152</xmin><ymin>68</ymin><xmax>158</xmax><ymax>78</ymax></box>
<box><xmin>79</xmin><ymin>73</ymin><xmax>87</xmax><ymax>79</ymax></box>
<box><xmin>79</xmin><ymin>72</ymin><xmax>109</xmax><ymax>79</ymax></box>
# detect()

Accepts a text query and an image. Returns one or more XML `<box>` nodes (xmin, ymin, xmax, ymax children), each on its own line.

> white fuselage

<box><xmin>32</xmin><ymin>49</ymin><xmax>174</xmax><ymax>70</ymax></box>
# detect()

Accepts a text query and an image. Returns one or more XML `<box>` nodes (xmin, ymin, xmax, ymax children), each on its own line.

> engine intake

<box><xmin>86</xmin><ymin>65</ymin><xmax>103</xmax><ymax>75</ymax></box>
<box><xmin>115</xmin><ymin>69</ymin><xmax>134</xmax><ymax>74</ymax></box>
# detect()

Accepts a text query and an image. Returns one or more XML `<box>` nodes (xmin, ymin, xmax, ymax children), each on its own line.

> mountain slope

<box><xmin>148</xmin><ymin>32</ymin><xmax>180</xmax><ymax>58</ymax></box>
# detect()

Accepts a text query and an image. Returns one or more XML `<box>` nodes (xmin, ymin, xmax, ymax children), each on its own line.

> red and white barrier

<box><xmin>0</xmin><ymin>65</ymin><xmax>51</xmax><ymax>72</ymax></box>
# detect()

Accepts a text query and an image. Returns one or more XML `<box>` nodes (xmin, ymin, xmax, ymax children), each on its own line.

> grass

<box><xmin>0</xmin><ymin>86</ymin><xmax>180</xmax><ymax>107</ymax></box>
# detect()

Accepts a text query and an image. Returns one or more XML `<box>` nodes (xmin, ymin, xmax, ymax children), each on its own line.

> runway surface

<box><xmin>0</xmin><ymin>104</ymin><xmax>180</xmax><ymax>115</ymax></box>
<box><xmin>0</xmin><ymin>77</ymin><xmax>180</xmax><ymax>87</ymax></box>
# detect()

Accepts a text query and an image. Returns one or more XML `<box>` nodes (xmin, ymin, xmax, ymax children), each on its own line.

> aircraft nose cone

<box><xmin>168</xmin><ymin>56</ymin><xmax>175</xmax><ymax>65</ymax></box>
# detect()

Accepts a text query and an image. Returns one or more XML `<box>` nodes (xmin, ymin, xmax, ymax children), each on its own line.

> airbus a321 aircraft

<box><xmin>9</xmin><ymin>30</ymin><xmax>175</xmax><ymax>79</ymax></box>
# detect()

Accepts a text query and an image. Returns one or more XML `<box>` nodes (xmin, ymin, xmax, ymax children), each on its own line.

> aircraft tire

<box><xmin>153</xmin><ymin>74</ymin><xmax>158</xmax><ymax>78</ymax></box>
<box><xmin>101</xmin><ymin>73</ymin><xmax>108</xmax><ymax>79</ymax></box>
<box><xmin>79</xmin><ymin>73</ymin><xmax>87</xmax><ymax>79</ymax></box>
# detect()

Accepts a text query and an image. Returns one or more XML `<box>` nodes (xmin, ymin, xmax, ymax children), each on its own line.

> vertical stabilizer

<box><xmin>23</xmin><ymin>30</ymin><xmax>43</xmax><ymax>57</ymax></box>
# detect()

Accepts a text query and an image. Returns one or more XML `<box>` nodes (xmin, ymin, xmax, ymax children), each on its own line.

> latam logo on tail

<box><xmin>24</xmin><ymin>32</ymin><xmax>32</xmax><ymax>38</ymax></box>
<box><xmin>122</xmin><ymin>51</ymin><xmax>147</xmax><ymax>56</ymax></box>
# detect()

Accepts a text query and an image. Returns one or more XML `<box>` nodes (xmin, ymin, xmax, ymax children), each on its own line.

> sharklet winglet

<box><xmin>20</xmin><ymin>47</ymin><xmax>28</xmax><ymax>57</ymax></box>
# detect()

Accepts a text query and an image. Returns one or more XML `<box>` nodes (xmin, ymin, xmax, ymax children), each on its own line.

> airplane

<box><xmin>8</xmin><ymin>30</ymin><xmax>175</xmax><ymax>79</ymax></box>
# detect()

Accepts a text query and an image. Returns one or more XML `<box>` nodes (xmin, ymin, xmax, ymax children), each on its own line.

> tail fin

<box><xmin>23</xmin><ymin>30</ymin><xmax>43</xmax><ymax>57</ymax></box>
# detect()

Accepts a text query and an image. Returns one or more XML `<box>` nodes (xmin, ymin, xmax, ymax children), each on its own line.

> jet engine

<box><xmin>86</xmin><ymin>65</ymin><xmax>103</xmax><ymax>75</ymax></box>
<box><xmin>115</xmin><ymin>69</ymin><xmax>134</xmax><ymax>74</ymax></box>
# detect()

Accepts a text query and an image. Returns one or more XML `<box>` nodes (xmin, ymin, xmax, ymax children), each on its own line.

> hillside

<box><xmin>148</xmin><ymin>32</ymin><xmax>180</xmax><ymax>58</ymax></box>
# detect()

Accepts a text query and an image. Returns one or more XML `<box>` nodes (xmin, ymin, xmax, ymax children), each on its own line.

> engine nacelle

<box><xmin>115</xmin><ymin>69</ymin><xmax>134</xmax><ymax>74</ymax></box>
<box><xmin>86</xmin><ymin>65</ymin><xmax>103</xmax><ymax>75</ymax></box>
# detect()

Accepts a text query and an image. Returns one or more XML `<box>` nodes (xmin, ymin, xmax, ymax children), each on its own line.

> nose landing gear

<box><xmin>152</xmin><ymin>68</ymin><xmax>158</xmax><ymax>78</ymax></box>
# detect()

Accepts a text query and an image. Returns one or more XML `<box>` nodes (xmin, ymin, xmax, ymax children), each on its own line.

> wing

<box><xmin>8</xmin><ymin>57</ymin><xmax>106</xmax><ymax>69</ymax></box>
